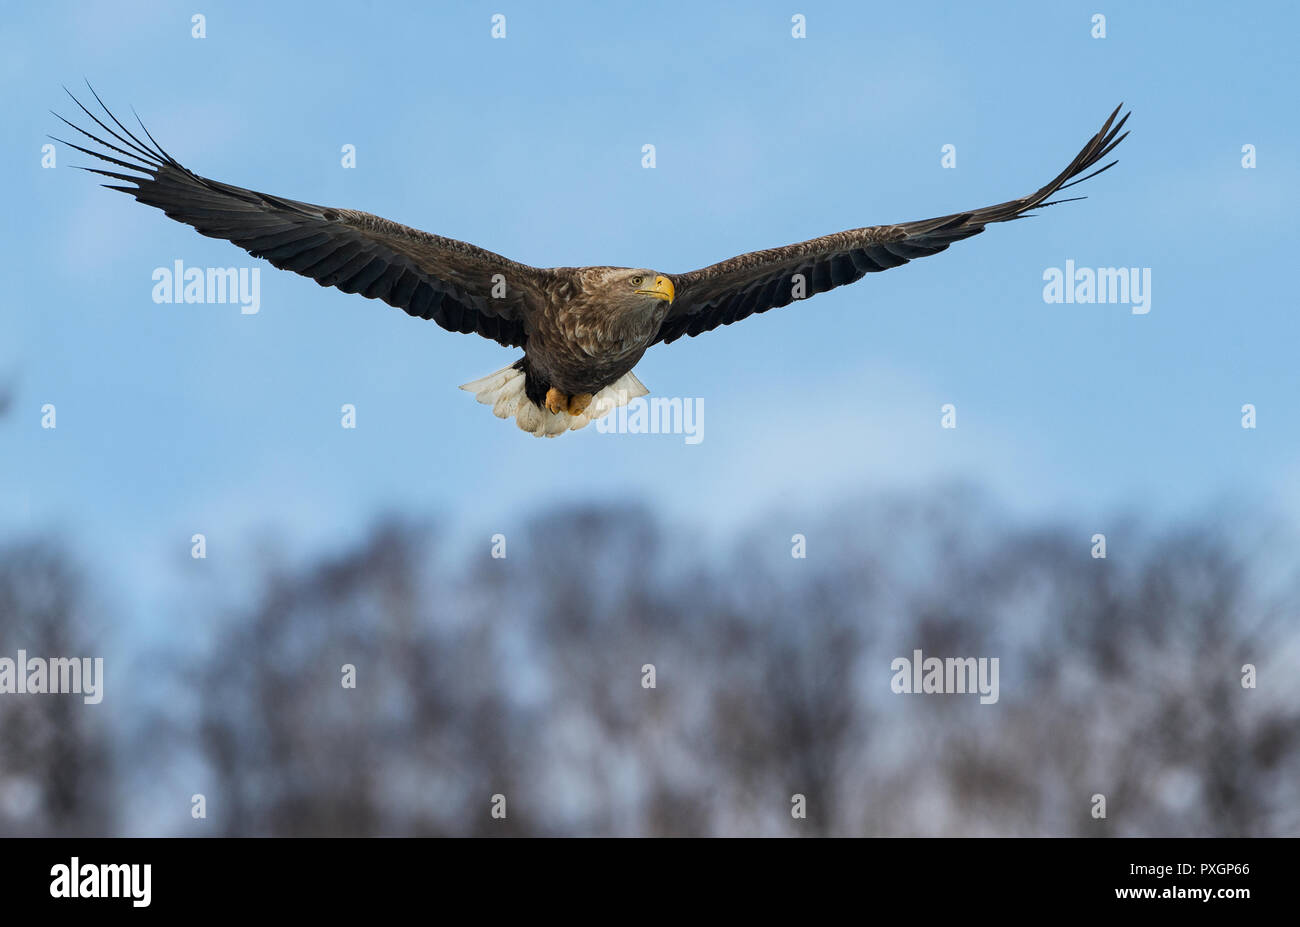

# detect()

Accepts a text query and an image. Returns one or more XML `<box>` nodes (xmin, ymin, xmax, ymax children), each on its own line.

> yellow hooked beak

<box><xmin>636</xmin><ymin>274</ymin><xmax>675</xmax><ymax>304</ymax></box>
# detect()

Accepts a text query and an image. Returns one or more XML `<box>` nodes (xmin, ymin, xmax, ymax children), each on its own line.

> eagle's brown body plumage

<box><xmin>523</xmin><ymin>267</ymin><xmax>670</xmax><ymax>404</ymax></box>
<box><xmin>54</xmin><ymin>86</ymin><xmax>1128</xmax><ymax>436</ymax></box>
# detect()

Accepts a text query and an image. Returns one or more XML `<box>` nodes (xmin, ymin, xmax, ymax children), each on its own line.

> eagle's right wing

<box><xmin>55</xmin><ymin>86</ymin><xmax>543</xmax><ymax>348</ymax></box>
<box><xmin>655</xmin><ymin>105</ymin><xmax>1130</xmax><ymax>346</ymax></box>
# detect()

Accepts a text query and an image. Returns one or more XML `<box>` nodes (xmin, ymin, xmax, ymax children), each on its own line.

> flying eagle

<box><xmin>55</xmin><ymin>89</ymin><xmax>1129</xmax><ymax>437</ymax></box>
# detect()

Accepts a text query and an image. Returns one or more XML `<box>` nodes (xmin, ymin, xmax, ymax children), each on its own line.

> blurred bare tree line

<box><xmin>1</xmin><ymin>490</ymin><xmax>1297</xmax><ymax>836</ymax></box>
<box><xmin>0</xmin><ymin>543</ymin><xmax>112</xmax><ymax>836</ymax></box>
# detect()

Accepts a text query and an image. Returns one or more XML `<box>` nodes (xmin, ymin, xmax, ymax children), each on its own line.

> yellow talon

<box><xmin>544</xmin><ymin>387</ymin><xmax>567</xmax><ymax>414</ymax></box>
<box><xmin>567</xmin><ymin>393</ymin><xmax>593</xmax><ymax>416</ymax></box>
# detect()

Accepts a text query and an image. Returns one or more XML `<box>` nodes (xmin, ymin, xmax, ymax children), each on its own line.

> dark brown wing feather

<box><xmin>54</xmin><ymin>87</ymin><xmax>541</xmax><ymax>348</ymax></box>
<box><xmin>655</xmin><ymin>105</ymin><xmax>1130</xmax><ymax>346</ymax></box>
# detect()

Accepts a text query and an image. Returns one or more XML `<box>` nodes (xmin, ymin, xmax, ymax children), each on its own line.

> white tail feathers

<box><xmin>459</xmin><ymin>364</ymin><xmax>649</xmax><ymax>438</ymax></box>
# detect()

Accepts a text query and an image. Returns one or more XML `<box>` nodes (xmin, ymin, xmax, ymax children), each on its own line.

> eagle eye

<box><xmin>630</xmin><ymin>275</ymin><xmax>644</xmax><ymax>287</ymax></box>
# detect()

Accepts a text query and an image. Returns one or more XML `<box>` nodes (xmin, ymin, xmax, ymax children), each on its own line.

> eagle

<box><xmin>55</xmin><ymin>88</ymin><xmax>1129</xmax><ymax>437</ymax></box>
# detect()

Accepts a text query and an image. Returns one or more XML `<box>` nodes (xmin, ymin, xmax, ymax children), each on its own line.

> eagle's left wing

<box><xmin>655</xmin><ymin>105</ymin><xmax>1129</xmax><ymax>346</ymax></box>
<box><xmin>53</xmin><ymin>87</ymin><xmax>544</xmax><ymax>348</ymax></box>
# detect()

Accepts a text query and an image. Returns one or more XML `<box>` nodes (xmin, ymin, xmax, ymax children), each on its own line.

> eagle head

<box><xmin>600</xmin><ymin>267</ymin><xmax>675</xmax><ymax>309</ymax></box>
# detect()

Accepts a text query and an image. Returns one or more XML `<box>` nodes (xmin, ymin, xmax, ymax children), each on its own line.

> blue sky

<box><xmin>3</xmin><ymin>0</ymin><xmax>1299</xmax><ymax>606</ymax></box>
